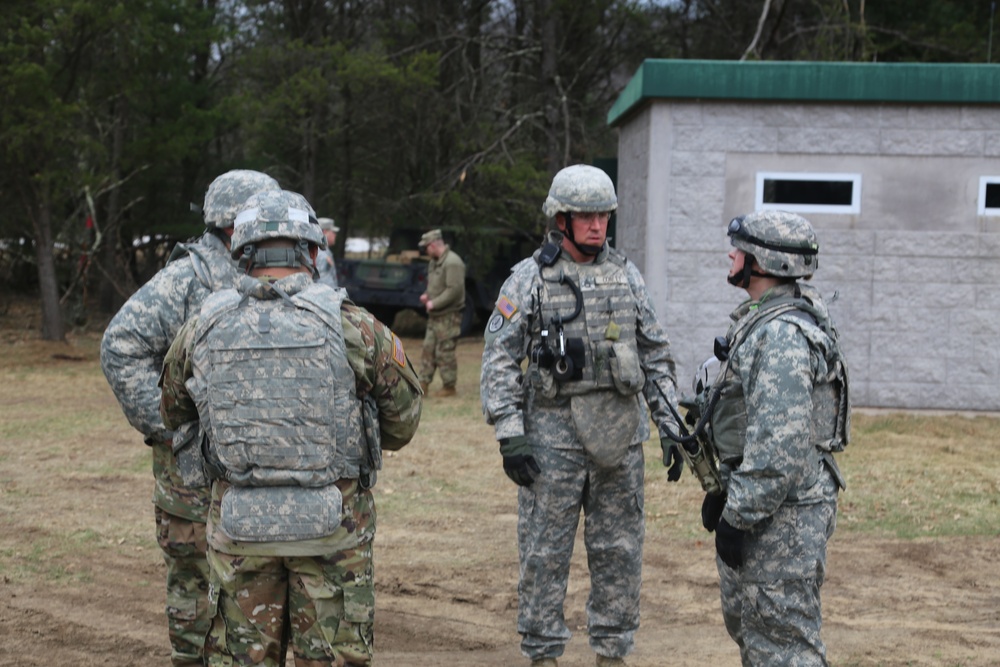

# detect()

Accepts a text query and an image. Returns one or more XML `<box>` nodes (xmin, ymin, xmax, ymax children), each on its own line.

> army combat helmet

<box><xmin>542</xmin><ymin>164</ymin><xmax>617</xmax><ymax>256</ymax></box>
<box><xmin>727</xmin><ymin>210</ymin><xmax>819</xmax><ymax>287</ymax></box>
<box><xmin>230</xmin><ymin>190</ymin><xmax>324</xmax><ymax>275</ymax></box>
<box><xmin>202</xmin><ymin>169</ymin><xmax>281</xmax><ymax>229</ymax></box>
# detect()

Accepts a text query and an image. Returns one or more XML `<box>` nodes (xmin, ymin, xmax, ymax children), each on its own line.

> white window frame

<box><xmin>978</xmin><ymin>176</ymin><xmax>1000</xmax><ymax>216</ymax></box>
<box><xmin>755</xmin><ymin>172</ymin><xmax>862</xmax><ymax>214</ymax></box>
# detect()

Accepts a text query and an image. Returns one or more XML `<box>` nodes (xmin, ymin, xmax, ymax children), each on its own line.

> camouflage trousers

<box><xmin>516</xmin><ymin>443</ymin><xmax>645</xmax><ymax>661</ymax></box>
<box><xmin>155</xmin><ymin>506</ymin><xmax>211</xmax><ymax>667</ymax></box>
<box><xmin>717</xmin><ymin>471</ymin><xmax>839</xmax><ymax>667</ymax></box>
<box><xmin>420</xmin><ymin>311</ymin><xmax>461</xmax><ymax>388</ymax></box>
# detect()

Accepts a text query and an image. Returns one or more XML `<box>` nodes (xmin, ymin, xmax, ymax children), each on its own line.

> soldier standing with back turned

<box><xmin>100</xmin><ymin>169</ymin><xmax>281</xmax><ymax>666</ymax></box>
<box><xmin>160</xmin><ymin>189</ymin><xmax>422</xmax><ymax>667</ymax></box>
<box><xmin>480</xmin><ymin>164</ymin><xmax>683</xmax><ymax>667</ymax></box>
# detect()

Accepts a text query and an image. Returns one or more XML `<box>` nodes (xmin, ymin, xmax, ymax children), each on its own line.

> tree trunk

<box><xmin>32</xmin><ymin>181</ymin><xmax>66</xmax><ymax>341</ymax></box>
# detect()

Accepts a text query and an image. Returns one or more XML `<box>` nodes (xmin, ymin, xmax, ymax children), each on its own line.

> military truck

<box><xmin>337</xmin><ymin>226</ymin><xmax>536</xmax><ymax>336</ymax></box>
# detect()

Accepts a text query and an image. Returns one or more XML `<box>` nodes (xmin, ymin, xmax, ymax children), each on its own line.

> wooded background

<box><xmin>2</xmin><ymin>0</ymin><xmax>996</xmax><ymax>340</ymax></box>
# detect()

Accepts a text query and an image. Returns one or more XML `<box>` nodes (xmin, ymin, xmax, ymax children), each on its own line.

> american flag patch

<box><xmin>392</xmin><ymin>333</ymin><xmax>406</xmax><ymax>367</ymax></box>
<box><xmin>496</xmin><ymin>295</ymin><xmax>518</xmax><ymax>320</ymax></box>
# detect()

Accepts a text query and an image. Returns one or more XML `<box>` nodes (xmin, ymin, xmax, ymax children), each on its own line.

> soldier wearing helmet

<box><xmin>480</xmin><ymin>164</ymin><xmax>682</xmax><ymax>667</ymax></box>
<box><xmin>160</xmin><ymin>189</ymin><xmax>422</xmax><ymax>667</ymax></box>
<box><xmin>698</xmin><ymin>210</ymin><xmax>850</xmax><ymax>667</ymax></box>
<box><xmin>100</xmin><ymin>169</ymin><xmax>280</xmax><ymax>667</ymax></box>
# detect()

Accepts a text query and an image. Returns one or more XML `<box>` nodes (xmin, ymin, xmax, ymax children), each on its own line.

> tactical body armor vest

<box><xmin>524</xmin><ymin>242</ymin><xmax>647</xmax><ymax>467</ymax></box>
<box><xmin>190</xmin><ymin>283</ymin><xmax>369</xmax><ymax>487</ymax></box>
<box><xmin>528</xmin><ymin>247</ymin><xmax>645</xmax><ymax>400</ymax></box>
<box><xmin>708</xmin><ymin>285</ymin><xmax>850</xmax><ymax>468</ymax></box>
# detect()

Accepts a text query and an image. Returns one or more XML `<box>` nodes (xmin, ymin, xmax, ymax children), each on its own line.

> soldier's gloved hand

<box><xmin>701</xmin><ymin>491</ymin><xmax>727</xmax><ymax>533</ymax></box>
<box><xmin>715</xmin><ymin>517</ymin><xmax>746</xmax><ymax>570</ymax></box>
<box><xmin>499</xmin><ymin>436</ymin><xmax>541</xmax><ymax>487</ymax></box>
<box><xmin>661</xmin><ymin>440</ymin><xmax>684</xmax><ymax>482</ymax></box>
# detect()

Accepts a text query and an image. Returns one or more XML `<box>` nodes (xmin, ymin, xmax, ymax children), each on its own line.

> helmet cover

<box><xmin>203</xmin><ymin>170</ymin><xmax>281</xmax><ymax>229</ymax></box>
<box><xmin>230</xmin><ymin>190</ymin><xmax>324</xmax><ymax>260</ymax></box>
<box><xmin>728</xmin><ymin>210</ymin><xmax>819</xmax><ymax>278</ymax></box>
<box><xmin>542</xmin><ymin>165</ymin><xmax>618</xmax><ymax>218</ymax></box>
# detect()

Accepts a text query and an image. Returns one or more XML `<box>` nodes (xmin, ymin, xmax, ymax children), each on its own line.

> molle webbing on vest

<box><xmin>709</xmin><ymin>294</ymin><xmax>849</xmax><ymax>463</ymax></box>
<box><xmin>191</xmin><ymin>284</ymin><xmax>367</xmax><ymax>488</ymax></box>
<box><xmin>536</xmin><ymin>256</ymin><xmax>636</xmax><ymax>397</ymax></box>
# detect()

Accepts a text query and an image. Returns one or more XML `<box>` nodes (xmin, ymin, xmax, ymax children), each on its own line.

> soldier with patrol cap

<box><xmin>316</xmin><ymin>216</ymin><xmax>340</xmax><ymax>287</ymax></box>
<box><xmin>160</xmin><ymin>189</ymin><xmax>422</xmax><ymax>667</ymax></box>
<box><xmin>699</xmin><ymin>210</ymin><xmax>850</xmax><ymax>666</ymax></box>
<box><xmin>418</xmin><ymin>228</ymin><xmax>466</xmax><ymax>397</ymax></box>
<box><xmin>101</xmin><ymin>169</ymin><xmax>280</xmax><ymax>667</ymax></box>
<box><xmin>480</xmin><ymin>164</ymin><xmax>682</xmax><ymax>667</ymax></box>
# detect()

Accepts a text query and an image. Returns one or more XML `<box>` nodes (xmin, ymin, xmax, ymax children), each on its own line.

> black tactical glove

<box><xmin>499</xmin><ymin>436</ymin><xmax>541</xmax><ymax>487</ymax></box>
<box><xmin>715</xmin><ymin>517</ymin><xmax>746</xmax><ymax>570</ymax></box>
<box><xmin>661</xmin><ymin>441</ymin><xmax>684</xmax><ymax>482</ymax></box>
<box><xmin>701</xmin><ymin>491</ymin><xmax>727</xmax><ymax>533</ymax></box>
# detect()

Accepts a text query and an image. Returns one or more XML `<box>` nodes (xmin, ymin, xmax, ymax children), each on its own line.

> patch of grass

<box><xmin>838</xmin><ymin>412</ymin><xmax>1000</xmax><ymax>538</ymax></box>
<box><xmin>642</xmin><ymin>412</ymin><xmax>1000</xmax><ymax>541</ymax></box>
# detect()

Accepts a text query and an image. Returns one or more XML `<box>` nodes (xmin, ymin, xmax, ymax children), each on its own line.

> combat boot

<box><xmin>531</xmin><ymin>659</ymin><xmax>558</xmax><ymax>667</ymax></box>
<box><xmin>434</xmin><ymin>386</ymin><xmax>457</xmax><ymax>398</ymax></box>
<box><xmin>596</xmin><ymin>655</ymin><xmax>627</xmax><ymax>667</ymax></box>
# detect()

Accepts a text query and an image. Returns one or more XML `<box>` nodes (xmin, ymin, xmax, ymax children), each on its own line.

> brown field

<box><xmin>1</xmin><ymin>309</ymin><xmax>998</xmax><ymax>667</ymax></box>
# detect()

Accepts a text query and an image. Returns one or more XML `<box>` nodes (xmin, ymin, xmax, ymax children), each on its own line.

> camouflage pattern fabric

<box><xmin>517</xmin><ymin>444</ymin><xmax>644</xmax><ymax>661</ymax></box>
<box><xmin>101</xmin><ymin>230</ymin><xmax>239</xmax><ymax>666</ymax></box>
<box><xmin>204</xmin><ymin>479</ymin><xmax>375</xmax><ymax>667</ymax></box>
<box><xmin>156</xmin><ymin>506</ymin><xmax>211</xmax><ymax>667</ymax></box>
<box><xmin>161</xmin><ymin>274</ymin><xmax>421</xmax><ymax>666</ymax></box>
<box><xmin>714</xmin><ymin>282</ymin><xmax>845</xmax><ymax>666</ymax></box>
<box><xmin>420</xmin><ymin>310</ymin><xmax>461</xmax><ymax>388</ymax></box>
<box><xmin>480</xmin><ymin>232</ymin><xmax>679</xmax><ymax>660</ymax></box>
<box><xmin>425</xmin><ymin>246</ymin><xmax>466</xmax><ymax>315</ymax></box>
<box><xmin>316</xmin><ymin>247</ymin><xmax>339</xmax><ymax>287</ymax></box>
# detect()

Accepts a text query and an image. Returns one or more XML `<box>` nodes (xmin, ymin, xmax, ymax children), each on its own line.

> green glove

<box><xmin>499</xmin><ymin>435</ymin><xmax>541</xmax><ymax>487</ymax></box>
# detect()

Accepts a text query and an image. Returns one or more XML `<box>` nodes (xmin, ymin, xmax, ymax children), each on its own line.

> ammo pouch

<box><xmin>219</xmin><ymin>484</ymin><xmax>343</xmax><ymax>542</ymax></box>
<box><xmin>608</xmin><ymin>340</ymin><xmax>644</xmax><ymax>396</ymax></box>
<box><xmin>170</xmin><ymin>420</ymin><xmax>209</xmax><ymax>488</ymax></box>
<box><xmin>360</xmin><ymin>394</ymin><xmax>382</xmax><ymax>490</ymax></box>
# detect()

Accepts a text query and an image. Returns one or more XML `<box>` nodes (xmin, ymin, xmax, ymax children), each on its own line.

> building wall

<box><xmin>616</xmin><ymin>99</ymin><xmax>1000</xmax><ymax>410</ymax></box>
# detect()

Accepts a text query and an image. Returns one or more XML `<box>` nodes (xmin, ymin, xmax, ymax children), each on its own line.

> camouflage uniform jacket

<box><xmin>425</xmin><ymin>246</ymin><xmax>466</xmax><ymax>317</ymax></box>
<box><xmin>718</xmin><ymin>282</ymin><xmax>847</xmax><ymax>533</ymax></box>
<box><xmin>316</xmin><ymin>247</ymin><xmax>338</xmax><ymax>288</ymax></box>
<box><xmin>160</xmin><ymin>273</ymin><xmax>423</xmax><ymax>553</ymax></box>
<box><xmin>100</xmin><ymin>231</ymin><xmax>237</xmax><ymax>521</ymax></box>
<box><xmin>481</xmin><ymin>231</ymin><xmax>679</xmax><ymax>448</ymax></box>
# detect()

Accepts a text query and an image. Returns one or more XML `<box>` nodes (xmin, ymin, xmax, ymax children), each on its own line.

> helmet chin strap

<box><xmin>727</xmin><ymin>253</ymin><xmax>769</xmax><ymax>288</ymax></box>
<box><xmin>563</xmin><ymin>212</ymin><xmax>602</xmax><ymax>256</ymax></box>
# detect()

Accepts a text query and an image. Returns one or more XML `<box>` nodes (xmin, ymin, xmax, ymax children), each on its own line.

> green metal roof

<box><xmin>608</xmin><ymin>60</ymin><xmax>1000</xmax><ymax>126</ymax></box>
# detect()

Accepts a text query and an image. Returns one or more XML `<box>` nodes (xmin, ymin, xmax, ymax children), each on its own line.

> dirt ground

<box><xmin>1</xmin><ymin>333</ymin><xmax>999</xmax><ymax>667</ymax></box>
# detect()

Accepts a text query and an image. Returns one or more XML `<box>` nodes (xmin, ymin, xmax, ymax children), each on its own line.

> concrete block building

<box><xmin>607</xmin><ymin>60</ymin><xmax>1000</xmax><ymax>410</ymax></box>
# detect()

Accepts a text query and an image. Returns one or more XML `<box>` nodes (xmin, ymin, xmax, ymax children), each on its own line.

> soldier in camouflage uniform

<box><xmin>418</xmin><ymin>228</ymin><xmax>466</xmax><ymax>397</ymax></box>
<box><xmin>316</xmin><ymin>217</ymin><xmax>339</xmax><ymax>287</ymax></box>
<box><xmin>700</xmin><ymin>211</ymin><xmax>850</xmax><ymax>666</ymax></box>
<box><xmin>160</xmin><ymin>189</ymin><xmax>422</xmax><ymax>667</ymax></box>
<box><xmin>100</xmin><ymin>169</ymin><xmax>281</xmax><ymax>667</ymax></box>
<box><xmin>480</xmin><ymin>165</ymin><xmax>682</xmax><ymax>667</ymax></box>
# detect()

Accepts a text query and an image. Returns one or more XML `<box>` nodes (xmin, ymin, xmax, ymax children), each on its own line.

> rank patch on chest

<box><xmin>496</xmin><ymin>295</ymin><xmax>518</xmax><ymax>320</ymax></box>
